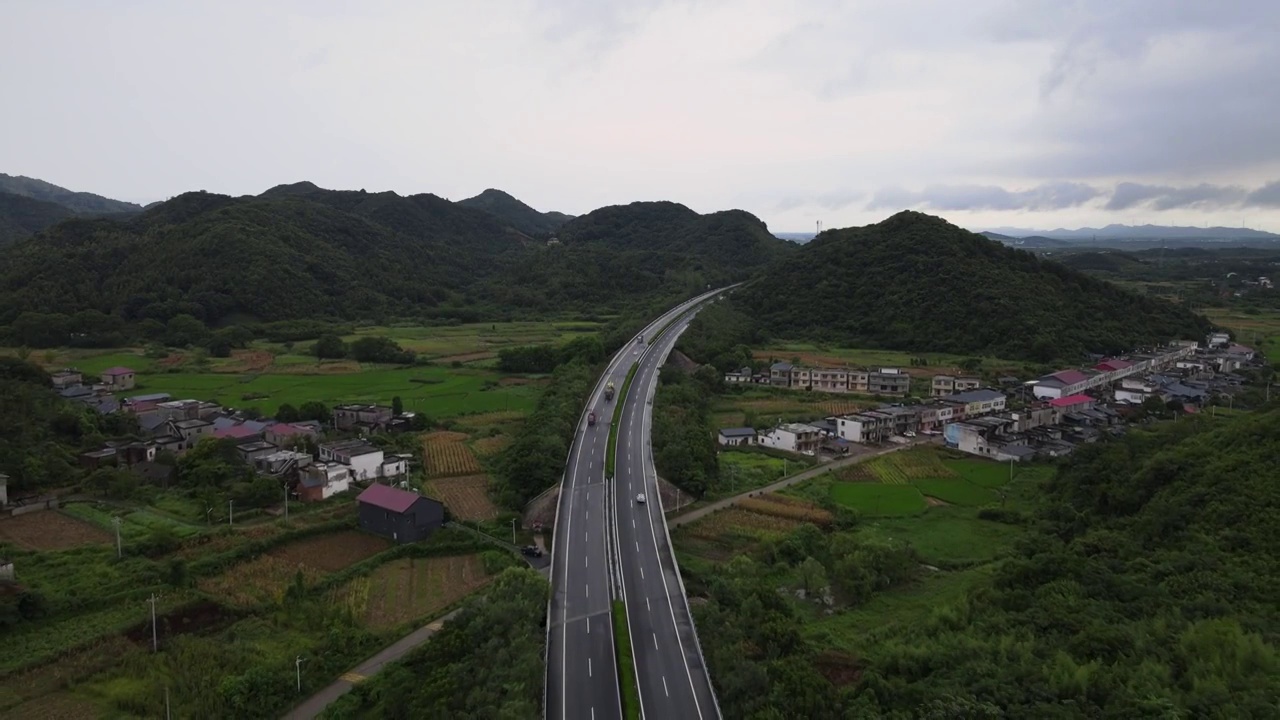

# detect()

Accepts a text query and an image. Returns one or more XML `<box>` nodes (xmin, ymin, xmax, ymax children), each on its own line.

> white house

<box><xmin>836</xmin><ymin>413</ymin><xmax>889</xmax><ymax>443</ymax></box>
<box><xmin>379</xmin><ymin>455</ymin><xmax>408</xmax><ymax>479</ymax></box>
<box><xmin>717</xmin><ymin>427</ymin><xmax>758</xmax><ymax>447</ymax></box>
<box><xmin>298</xmin><ymin>463</ymin><xmax>352</xmax><ymax>502</ymax></box>
<box><xmin>319</xmin><ymin>440</ymin><xmax>385</xmax><ymax>481</ymax></box>
<box><xmin>759</xmin><ymin>423</ymin><xmax>821</xmax><ymax>455</ymax></box>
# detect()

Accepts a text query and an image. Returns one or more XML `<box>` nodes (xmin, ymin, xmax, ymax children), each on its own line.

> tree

<box><xmin>392</xmin><ymin>396</ymin><xmax>404</xmax><ymax>416</ymax></box>
<box><xmin>298</xmin><ymin>401</ymin><xmax>330</xmax><ymax>423</ymax></box>
<box><xmin>276</xmin><ymin>403</ymin><xmax>300</xmax><ymax>423</ymax></box>
<box><xmin>165</xmin><ymin>314</ymin><xmax>208</xmax><ymax>347</ymax></box>
<box><xmin>798</xmin><ymin>556</ymin><xmax>829</xmax><ymax>597</ymax></box>
<box><xmin>313</xmin><ymin>334</ymin><xmax>347</xmax><ymax>360</ymax></box>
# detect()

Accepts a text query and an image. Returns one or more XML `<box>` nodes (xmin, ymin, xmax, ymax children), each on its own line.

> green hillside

<box><xmin>0</xmin><ymin>173</ymin><xmax>142</xmax><ymax>214</ymax></box>
<box><xmin>0</xmin><ymin>192</ymin><xmax>73</xmax><ymax>245</ymax></box>
<box><xmin>0</xmin><ymin>187</ymin><xmax>792</xmax><ymax>341</ymax></box>
<box><xmin>456</xmin><ymin>188</ymin><xmax>572</xmax><ymax>236</ymax></box>
<box><xmin>732</xmin><ymin>211</ymin><xmax>1211</xmax><ymax>361</ymax></box>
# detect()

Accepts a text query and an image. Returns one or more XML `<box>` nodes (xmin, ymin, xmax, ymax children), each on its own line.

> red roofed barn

<box><xmin>356</xmin><ymin>483</ymin><xmax>445</xmax><ymax>543</ymax></box>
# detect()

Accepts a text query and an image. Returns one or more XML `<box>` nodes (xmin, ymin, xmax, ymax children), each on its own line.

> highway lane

<box><xmin>611</xmin><ymin>302</ymin><xmax>722</xmax><ymax>719</ymax></box>
<box><xmin>546</xmin><ymin>288</ymin><xmax>726</xmax><ymax>720</ymax></box>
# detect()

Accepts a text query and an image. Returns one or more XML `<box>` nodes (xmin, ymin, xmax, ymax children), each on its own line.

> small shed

<box><xmin>356</xmin><ymin>483</ymin><xmax>445</xmax><ymax>544</ymax></box>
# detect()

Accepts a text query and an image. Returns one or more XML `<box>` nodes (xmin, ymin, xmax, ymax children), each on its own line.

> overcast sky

<box><xmin>4</xmin><ymin>0</ymin><xmax>1279</xmax><ymax>232</ymax></box>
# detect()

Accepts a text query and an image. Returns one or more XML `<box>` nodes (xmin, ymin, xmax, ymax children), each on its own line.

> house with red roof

<box><xmin>213</xmin><ymin>424</ymin><xmax>263</xmax><ymax>441</ymax></box>
<box><xmin>100</xmin><ymin>366</ymin><xmax>136</xmax><ymax>391</ymax></box>
<box><xmin>1094</xmin><ymin>358</ymin><xmax>1133</xmax><ymax>374</ymax></box>
<box><xmin>1049</xmin><ymin>394</ymin><xmax>1095</xmax><ymax>418</ymax></box>
<box><xmin>265</xmin><ymin>422</ymin><xmax>318</xmax><ymax>448</ymax></box>
<box><xmin>357</xmin><ymin>483</ymin><xmax>444</xmax><ymax>543</ymax></box>
<box><xmin>1031</xmin><ymin>369</ymin><xmax>1091</xmax><ymax>400</ymax></box>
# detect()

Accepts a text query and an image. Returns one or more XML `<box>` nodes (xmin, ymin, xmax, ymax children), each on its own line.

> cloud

<box><xmin>1107</xmin><ymin>182</ymin><xmax>1248</xmax><ymax>211</ymax></box>
<box><xmin>867</xmin><ymin>182</ymin><xmax>1102</xmax><ymax>212</ymax></box>
<box><xmin>1245</xmin><ymin>181</ymin><xmax>1280</xmax><ymax>208</ymax></box>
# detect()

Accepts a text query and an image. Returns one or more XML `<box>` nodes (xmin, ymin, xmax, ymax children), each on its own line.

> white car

<box><xmin>636</xmin><ymin>493</ymin><xmax>646</xmax><ymax>504</ymax></box>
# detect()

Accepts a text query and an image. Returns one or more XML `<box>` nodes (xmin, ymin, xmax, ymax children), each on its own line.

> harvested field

<box><xmin>471</xmin><ymin>435</ymin><xmax>509</xmax><ymax>457</ymax></box>
<box><xmin>157</xmin><ymin>352</ymin><xmax>187</xmax><ymax>368</ymax></box>
<box><xmin>437</xmin><ymin>351</ymin><xmax>496</xmax><ymax>364</ymax></box>
<box><xmin>868</xmin><ymin>450</ymin><xmax>958</xmax><ymax>484</ymax></box>
<box><xmin>422</xmin><ymin>431</ymin><xmax>483</xmax><ymax>477</ymax></box>
<box><xmin>333</xmin><ymin>555</ymin><xmax>491</xmax><ymax>630</ymax></box>
<box><xmin>267</xmin><ymin>531</ymin><xmax>390</xmax><ymax>572</ymax></box>
<box><xmin>819</xmin><ymin>399</ymin><xmax>865</xmax><ymax>416</ymax></box>
<box><xmin>686</xmin><ymin>508</ymin><xmax>804</xmax><ymax>539</ymax></box>
<box><xmin>738</xmin><ymin>494</ymin><xmax>833</xmax><ymax>526</ymax></box>
<box><xmin>452</xmin><ymin>410</ymin><xmax>525</xmax><ymax>429</ymax></box>
<box><xmin>224</xmin><ymin>349</ymin><xmax>274</xmax><ymax>373</ymax></box>
<box><xmin>0</xmin><ymin>511</ymin><xmax>111</xmax><ymax>551</ymax></box>
<box><xmin>835</xmin><ymin>464</ymin><xmax>878</xmax><ymax>483</ymax></box>
<box><xmin>274</xmin><ymin>359</ymin><xmax>363</xmax><ymax>375</ymax></box>
<box><xmin>2</xmin><ymin>693</ymin><xmax>100</xmax><ymax>720</ymax></box>
<box><xmin>426</xmin><ymin>475</ymin><xmax>498</xmax><ymax>521</ymax></box>
<box><xmin>499</xmin><ymin>376</ymin><xmax>547</xmax><ymax>386</ymax></box>
<box><xmin>0</xmin><ymin>636</ymin><xmax>135</xmax><ymax>712</ymax></box>
<box><xmin>198</xmin><ymin>554</ymin><xmax>324</xmax><ymax>608</ymax></box>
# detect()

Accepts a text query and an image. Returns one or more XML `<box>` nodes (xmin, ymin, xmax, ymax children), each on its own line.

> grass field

<box><xmin>829</xmin><ymin>483</ymin><xmax>928</xmax><ymax>516</ymax></box>
<box><xmin>1201</xmin><ymin>306</ymin><xmax>1280</xmax><ymax>360</ymax></box>
<box><xmin>61</xmin><ymin>502</ymin><xmax>201</xmax><ymax>541</ymax></box>
<box><xmin>342</xmin><ymin>320</ymin><xmax>603</xmax><ymax>362</ymax></box>
<box><xmin>711</xmin><ymin>388</ymin><xmax>872</xmax><ymax>428</ymax></box>
<box><xmin>332</xmin><ymin>554</ymin><xmax>491</xmax><ymax>630</ymax></box>
<box><xmin>714</xmin><ymin>450</ymin><xmax>793</xmax><ymax>499</ymax></box>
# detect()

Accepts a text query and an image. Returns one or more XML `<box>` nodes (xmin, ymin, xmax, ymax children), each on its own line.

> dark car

<box><xmin>521</xmin><ymin>545</ymin><xmax>543</xmax><ymax>558</ymax></box>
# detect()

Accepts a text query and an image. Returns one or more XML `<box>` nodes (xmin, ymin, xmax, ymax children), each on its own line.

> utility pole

<box><xmin>112</xmin><ymin>516</ymin><xmax>123</xmax><ymax>558</ymax></box>
<box><xmin>147</xmin><ymin>593</ymin><xmax>161</xmax><ymax>652</ymax></box>
<box><xmin>511</xmin><ymin>517</ymin><xmax>516</xmax><ymax>545</ymax></box>
<box><xmin>165</xmin><ymin>687</ymin><xmax>171</xmax><ymax>720</ymax></box>
<box><xmin>228</xmin><ymin>499</ymin><xmax>234</xmax><ymax>526</ymax></box>
<box><xmin>296</xmin><ymin>655</ymin><xmax>305</xmax><ymax>693</ymax></box>
<box><xmin>205</xmin><ymin>505</ymin><xmax>212</xmax><ymax>526</ymax></box>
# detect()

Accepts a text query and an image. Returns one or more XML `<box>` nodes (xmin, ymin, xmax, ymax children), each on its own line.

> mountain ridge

<box><xmin>456</xmin><ymin>188</ymin><xmax>573</xmax><ymax>236</ymax></box>
<box><xmin>0</xmin><ymin>173</ymin><xmax>143</xmax><ymax>214</ymax></box>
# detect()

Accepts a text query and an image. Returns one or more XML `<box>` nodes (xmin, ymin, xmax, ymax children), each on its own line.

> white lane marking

<box><xmin>589</xmin><ymin>658</ymin><xmax>593</xmax><ymax>677</ymax></box>
<box><xmin>640</xmin><ymin>566</ymin><xmax>644</xmax><ymax>579</ymax></box>
<box><xmin>592</xmin><ymin>709</ymin><xmax>595</xmax><ymax>720</ymax></box>
<box><xmin>635</xmin><ymin>541</ymin><xmax>639</xmax><ymax>552</ymax></box>
<box><xmin>586</xmin><ymin>510</ymin><xmax>588</xmax><ymax>519</ymax></box>
<box><xmin>589</xmin><ymin>461</ymin><xmax>593</xmax><ymax>470</ymax></box>
<box><xmin>587</xmin><ymin>617</ymin><xmax>590</xmax><ymax>633</ymax></box>
<box><xmin>632</xmin><ymin>518</ymin><xmax>635</xmax><ymax>528</ymax></box>
<box><xmin>585</xmin><ymin>583</ymin><xmax>589</xmax><ymax>598</ymax></box>
<box><xmin>585</xmin><ymin>532</ymin><xmax>588</xmax><ymax>542</ymax></box>
<box><xmin>653</xmin><ymin>633</ymin><xmax>659</xmax><ymax>649</ymax></box>
<box><xmin>663</xmin><ymin>676</ymin><xmax>669</xmax><ymax>697</ymax></box>
<box><xmin>585</xmin><ymin>556</ymin><xmax>588</xmax><ymax>568</ymax></box>
<box><xmin>646</xmin><ymin>597</ymin><xmax>651</xmax><ymax>611</ymax></box>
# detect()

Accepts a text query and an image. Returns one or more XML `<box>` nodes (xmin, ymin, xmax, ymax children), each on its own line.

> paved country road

<box><xmin>281</xmin><ymin>610</ymin><xmax>459</xmax><ymax>720</ymax></box>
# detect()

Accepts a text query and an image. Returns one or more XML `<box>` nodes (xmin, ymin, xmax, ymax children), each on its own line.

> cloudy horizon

<box><xmin>4</xmin><ymin>0</ymin><xmax>1279</xmax><ymax>233</ymax></box>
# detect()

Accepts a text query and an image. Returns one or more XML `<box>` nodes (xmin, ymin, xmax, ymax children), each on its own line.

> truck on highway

<box><xmin>605</xmin><ymin>381</ymin><xmax>615</xmax><ymax>401</ymax></box>
<box><xmin>587</xmin><ymin>411</ymin><xmax>597</xmax><ymax>427</ymax></box>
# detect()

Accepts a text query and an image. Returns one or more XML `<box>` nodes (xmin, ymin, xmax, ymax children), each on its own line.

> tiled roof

<box><xmin>101</xmin><ymin>366</ymin><xmax>134</xmax><ymax>376</ymax></box>
<box><xmin>357</xmin><ymin>483</ymin><xmax>422</xmax><ymax>513</ymax></box>
<box><xmin>943</xmin><ymin>389</ymin><xmax>1006</xmax><ymax>403</ymax></box>
<box><xmin>214</xmin><ymin>425</ymin><xmax>260</xmax><ymax>439</ymax></box>
<box><xmin>1050</xmin><ymin>369</ymin><xmax>1090</xmax><ymax>385</ymax></box>
<box><xmin>718</xmin><ymin>427</ymin><xmax>757</xmax><ymax>438</ymax></box>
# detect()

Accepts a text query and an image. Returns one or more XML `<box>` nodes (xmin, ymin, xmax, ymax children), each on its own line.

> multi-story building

<box><xmin>759</xmin><ymin>423</ymin><xmax>822</xmax><ymax>455</ymax></box>
<box><xmin>333</xmin><ymin>404</ymin><xmax>394</xmax><ymax>432</ymax></box>
<box><xmin>931</xmin><ymin>375</ymin><xmax>981</xmax><ymax>397</ymax></box>
<box><xmin>811</xmin><ymin>368</ymin><xmax>849</xmax><ymax>393</ymax></box>
<box><xmin>319</xmin><ymin>439</ymin><xmax>385</xmax><ymax>480</ymax></box>
<box><xmin>938</xmin><ymin>389</ymin><xmax>1007</xmax><ymax>421</ymax></box>
<box><xmin>769</xmin><ymin>362</ymin><xmax>794</xmax><ymax>387</ymax></box>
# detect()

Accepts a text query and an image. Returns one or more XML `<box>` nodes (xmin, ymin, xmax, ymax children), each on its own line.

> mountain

<box><xmin>456</xmin><ymin>188</ymin><xmax>573</xmax><ymax>236</ymax></box>
<box><xmin>732</xmin><ymin>211</ymin><xmax>1211</xmax><ymax>362</ymax></box>
<box><xmin>0</xmin><ymin>173</ymin><xmax>143</xmax><ymax>214</ymax></box>
<box><xmin>0</xmin><ymin>186</ymin><xmax>793</xmax><ymax>341</ymax></box>
<box><xmin>774</xmin><ymin>232</ymin><xmax>816</xmax><ymax>243</ymax></box>
<box><xmin>0</xmin><ymin>193</ymin><xmax>73</xmax><ymax>245</ymax></box>
<box><xmin>983</xmin><ymin>223</ymin><xmax>1280</xmax><ymax>242</ymax></box>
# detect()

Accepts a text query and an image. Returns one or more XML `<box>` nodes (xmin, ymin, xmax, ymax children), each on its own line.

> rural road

<box><xmin>281</xmin><ymin>609</ymin><xmax>460</xmax><ymax>720</ymax></box>
<box><xmin>545</xmin><ymin>286</ymin><xmax>728</xmax><ymax>720</ymax></box>
<box><xmin>668</xmin><ymin>440</ymin><xmax>932</xmax><ymax>529</ymax></box>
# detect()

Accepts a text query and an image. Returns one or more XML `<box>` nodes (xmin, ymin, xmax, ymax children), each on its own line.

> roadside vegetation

<box><xmin>673</xmin><ymin>408</ymin><xmax>1280</xmax><ymax>717</ymax></box>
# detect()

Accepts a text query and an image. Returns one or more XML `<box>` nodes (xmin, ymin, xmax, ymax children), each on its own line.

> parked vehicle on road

<box><xmin>521</xmin><ymin>545</ymin><xmax>543</xmax><ymax>558</ymax></box>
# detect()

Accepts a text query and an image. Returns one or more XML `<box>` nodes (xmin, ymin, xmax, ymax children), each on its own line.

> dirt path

<box><xmin>667</xmin><ymin>439</ymin><xmax>938</xmax><ymax>529</ymax></box>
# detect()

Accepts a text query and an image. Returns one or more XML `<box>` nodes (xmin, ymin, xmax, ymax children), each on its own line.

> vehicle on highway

<box><xmin>635</xmin><ymin>493</ymin><xmax>646</xmax><ymax>504</ymax></box>
<box><xmin>520</xmin><ymin>545</ymin><xmax>543</xmax><ymax>558</ymax></box>
<box><xmin>587</xmin><ymin>411</ymin><xmax>596</xmax><ymax>427</ymax></box>
<box><xmin>605</xmin><ymin>381</ymin><xmax>615</xmax><ymax>401</ymax></box>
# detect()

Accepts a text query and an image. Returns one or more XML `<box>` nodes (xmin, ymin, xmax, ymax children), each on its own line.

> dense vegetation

<box><xmin>0</xmin><ymin>173</ymin><xmax>142</xmax><ymax>214</ymax></box>
<box><xmin>650</xmin><ymin>366</ymin><xmax>720</xmax><ymax>496</ymax></box>
<box><xmin>321</xmin><ymin>567</ymin><xmax>548</xmax><ymax>719</ymax></box>
<box><xmin>0</xmin><ymin>192</ymin><xmax>73</xmax><ymax>245</ymax></box>
<box><xmin>1055</xmin><ymin>246</ymin><xmax>1280</xmax><ymax>311</ymax></box>
<box><xmin>0</xmin><ymin>187</ymin><xmax>789</xmax><ymax>344</ymax></box>
<box><xmin>733</xmin><ymin>211</ymin><xmax>1213</xmax><ymax>362</ymax></box>
<box><xmin>456</xmin><ymin>188</ymin><xmax>572</xmax><ymax>236</ymax></box>
<box><xmin>690</xmin><ymin>407</ymin><xmax>1280</xmax><ymax>718</ymax></box>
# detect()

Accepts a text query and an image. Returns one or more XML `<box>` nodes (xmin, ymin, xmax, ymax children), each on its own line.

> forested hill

<box><xmin>456</xmin><ymin>188</ymin><xmax>573</xmax><ymax>236</ymax></box>
<box><xmin>852</xmin><ymin>407</ymin><xmax>1280</xmax><ymax>717</ymax></box>
<box><xmin>0</xmin><ymin>186</ymin><xmax>787</xmax><ymax>336</ymax></box>
<box><xmin>732</xmin><ymin>211</ymin><xmax>1211</xmax><ymax>361</ymax></box>
<box><xmin>0</xmin><ymin>173</ymin><xmax>142</xmax><ymax>214</ymax></box>
<box><xmin>0</xmin><ymin>193</ymin><xmax>73</xmax><ymax>245</ymax></box>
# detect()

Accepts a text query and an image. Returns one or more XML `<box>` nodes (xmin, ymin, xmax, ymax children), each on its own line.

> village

<box><xmin>36</xmin><ymin>366</ymin><xmax>450</xmax><ymax>545</ymax></box>
<box><xmin>717</xmin><ymin>333</ymin><xmax>1264</xmax><ymax>463</ymax></box>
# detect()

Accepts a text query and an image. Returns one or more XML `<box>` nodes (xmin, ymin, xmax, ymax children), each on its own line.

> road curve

<box><xmin>611</xmin><ymin>301</ymin><xmax>722</xmax><ymax>720</ymax></box>
<box><xmin>546</xmin><ymin>288</ymin><xmax>727</xmax><ymax>720</ymax></box>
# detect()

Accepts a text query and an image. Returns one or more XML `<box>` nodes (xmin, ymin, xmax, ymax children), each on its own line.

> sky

<box><xmin>3</xmin><ymin>0</ymin><xmax>1280</xmax><ymax>233</ymax></box>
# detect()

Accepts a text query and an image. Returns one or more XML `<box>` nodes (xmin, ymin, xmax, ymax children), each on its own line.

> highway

<box><xmin>610</xmin><ymin>302</ymin><xmax>721</xmax><ymax>720</ymax></box>
<box><xmin>546</xmin><ymin>288</ymin><xmax>726</xmax><ymax>720</ymax></box>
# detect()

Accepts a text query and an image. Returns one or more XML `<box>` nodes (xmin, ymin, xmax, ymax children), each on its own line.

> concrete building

<box><xmin>357</xmin><ymin>483</ymin><xmax>445</xmax><ymax>544</ymax></box>
<box><xmin>938</xmin><ymin>388</ymin><xmax>1007</xmax><ymax>421</ymax></box>
<box><xmin>717</xmin><ymin>427</ymin><xmax>758</xmax><ymax>447</ymax></box>
<box><xmin>298</xmin><ymin>463</ymin><xmax>351</xmax><ymax>502</ymax></box>
<box><xmin>319</xmin><ymin>440</ymin><xmax>385</xmax><ymax>481</ymax></box>
<box><xmin>759</xmin><ymin>423</ymin><xmax>821</xmax><ymax>455</ymax></box>
<box><xmin>931</xmin><ymin>375</ymin><xmax>981</xmax><ymax>397</ymax></box>
<box><xmin>333</xmin><ymin>404</ymin><xmax>394</xmax><ymax>432</ymax></box>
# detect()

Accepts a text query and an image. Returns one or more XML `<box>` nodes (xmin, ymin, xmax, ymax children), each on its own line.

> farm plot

<box><xmin>819</xmin><ymin>399</ymin><xmax>865</xmax><ymax>416</ymax></box>
<box><xmin>868</xmin><ymin>450</ymin><xmax>958</xmax><ymax>485</ymax></box>
<box><xmin>452</xmin><ymin>410</ymin><xmax>526</xmax><ymax>430</ymax></box>
<box><xmin>333</xmin><ymin>555</ymin><xmax>490</xmax><ymax>630</ymax></box>
<box><xmin>198</xmin><ymin>555</ymin><xmax>324</xmax><ymax>608</ymax></box>
<box><xmin>835</xmin><ymin>463</ymin><xmax>878</xmax><ymax>483</ymax></box>
<box><xmin>830</xmin><ymin>483</ymin><xmax>926</xmax><ymax>517</ymax></box>
<box><xmin>738</xmin><ymin>494</ymin><xmax>833</xmax><ymax>526</ymax></box>
<box><xmin>910</xmin><ymin>479</ymin><xmax>996</xmax><ymax>507</ymax></box>
<box><xmin>685</xmin><ymin>507</ymin><xmax>805</xmax><ymax>540</ymax></box>
<box><xmin>943</xmin><ymin>459</ymin><xmax>1014</xmax><ymax>488</ymax></box>
<box><xmin>0</xmin><ymin>511</ymin><xmax>111</xmax><ymax>551</ymax></box>
<box><xmin>422</xmin><ymin>431</ymin><xmax>483</xmax><ymax>477</ymax></box>
<box><xmin>267</xmin><ymin>531</ymin><xmax>390</xmax><ymax>572</ymax></box>
<box><xmin>470</xmin><ymin>435</ymin><xmax>509</xmax><ymax>458</ymax></box>
<box><xmin>425</xmin><ymin>475</ymin><xmax>498</xmax><ymax>521</ymax></box>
